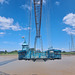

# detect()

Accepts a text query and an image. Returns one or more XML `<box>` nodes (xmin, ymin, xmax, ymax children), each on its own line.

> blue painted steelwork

<box><xmin>47</xmin><ymin>49</ymin><xmax>61</xmax><ymax>59</ymax></box>
<box><xmin>18</xmin><ymin>41</ymin><xmax>61</xmax><ymax>61</ymax></box>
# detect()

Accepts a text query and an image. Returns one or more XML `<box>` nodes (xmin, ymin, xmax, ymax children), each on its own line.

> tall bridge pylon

<box><xmin>33</xmin><ymin>0</ymin><xmax>43</xmax><ymax>51</ymax></box>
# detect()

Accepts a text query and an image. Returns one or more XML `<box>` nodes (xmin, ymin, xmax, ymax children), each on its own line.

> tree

<box><xmin>62</xmin><ymin>51</ymin><xmax>66</xmax><ymax>53</ymax></box>
<box><xmin>5</xmin><ymin>50</ymin><xmax>7</xmax><ymax>54</ymax></box>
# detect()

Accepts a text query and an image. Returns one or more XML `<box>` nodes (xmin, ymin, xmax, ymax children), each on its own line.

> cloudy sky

<box><xmin>0</xmin><ymin>0</ymin><xmax>75</xmax><ymax>51</ymax></box>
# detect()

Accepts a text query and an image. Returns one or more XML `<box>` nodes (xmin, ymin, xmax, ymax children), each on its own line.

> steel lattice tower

<box><xmin>71</xmin><ymin>34</ymin><xmax>74</xmax><ymax>51</ymax></box>
<box><xmin>33</xmin><ymin>0</ymin><xmax>43</xmax><ymax>51</ymax></box>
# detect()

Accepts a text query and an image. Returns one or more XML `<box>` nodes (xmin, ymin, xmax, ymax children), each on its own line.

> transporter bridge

<box><xmin>18</xmin><ymin>0</ymin><xmax>61</xmax><ymax>62</ymax></box>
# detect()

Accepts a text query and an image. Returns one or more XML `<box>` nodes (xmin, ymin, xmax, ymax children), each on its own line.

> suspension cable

<box><xmin>28</xmin><ymin>0</ymin><xmax>32</xmax><ymax>47</ymax></box>
<box><xmin>45</xmin><ymin>0</ymin><xmax>52</xmax><ymax>49</ymax></box>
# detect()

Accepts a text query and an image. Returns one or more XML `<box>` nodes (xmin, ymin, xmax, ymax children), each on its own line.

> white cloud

<box><xmin>23</xmin><ymin>27</ymin><xmax>32</xmax><ymax>30</ymax></box>
<box><xmin>32</xmin><ymin>0</ymin><xmax>46</xmax><ymax>4</ymax></box>
<box><xmin>21</xmin><ymin>4</ymin><xmax>32</xmax><ymax>11</ymax></box>
<box><xmin>34</xmin><ymin>0</ymin><xmax>46</xmax><ymax>4</ymax></box>
<box><xmin>43</xmin><ymin>0</ymin><xmax>46</xmax><ymax>4</ymax></box>
<box><xmin>62</xmin><ymin>27</ymin><xmax>75</xmax><ymax>35</ymax></box>
<box><xmin>0</xmin><ymin>16</ymin><xmax>21</xmax><ymax>31</ymax></box>
<box><xmin>0</xmin><ymin>32</ymin><xmax>5</xmax><ymax>35</ymax></box>
<box><xmin>63</xmin><ymin>13</ymin><xmax>75</xmax><ymax>28</ymax></box>
<box><xmin>0</xmin><ymin>16</ymin><xmax>31</xmax><ymax>31</ymax></box>
<box><xmin>24</xmin><ymin>27</ymin><xmax>31</xmax><ymax>30</ymax></box>
<box><xmin>55</xmin><ymin>1</ymin><xmax>60</xmax><ymax>5</ymax></box>
<box><xmin>0</xmin><ymin>0</ymin><xmax>9</xmax><ymax>4</ymax></box>
<box><xmin>63</xmin><ymin>13</ymin><xmax>75</xmax><ymax>35</ymax></box>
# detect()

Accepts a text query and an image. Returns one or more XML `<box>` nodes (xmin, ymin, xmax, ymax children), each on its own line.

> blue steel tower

<box><xmin>33</xmin><ymin>0</ymin><xmax>43</xmax><ymax>51</ymax></box>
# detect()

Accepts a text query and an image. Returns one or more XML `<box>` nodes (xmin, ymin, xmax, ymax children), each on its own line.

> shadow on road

<box><xmin>0</xmin><ymin>58</ymin><xmax>17</xmax><ymax>66</ymax></box>
<box><xmin>0</xmin><ymin>71</ymin><xmax>10</xmax><ymax>75</ymax></box>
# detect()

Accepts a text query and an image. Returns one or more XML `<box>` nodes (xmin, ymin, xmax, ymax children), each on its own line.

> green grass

<box><xmin>61</xmin><ymin>52</ymin><xmax>75</xmax><ymax>55</ymax></box>
<box><xmin>0</xmin><ymin>52</ymin><xmax>18</xmax><ymax>55</ymax></box>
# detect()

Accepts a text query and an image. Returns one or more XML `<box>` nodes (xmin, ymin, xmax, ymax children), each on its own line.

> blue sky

<box><xmin>0</xmin><ymin>0</ymin><xmax>75</xmax><ymax>51</ymax></box>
